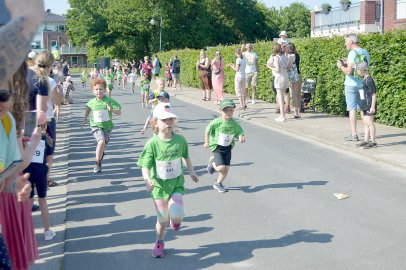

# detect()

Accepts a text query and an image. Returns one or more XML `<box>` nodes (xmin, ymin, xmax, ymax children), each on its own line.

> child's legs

<box><xmin>38</xmin><ymin>197</ymin><xmax>50</xmax><ymax>231</ymax></box>
<box><xmin>212</xmin><ymin>147</ymin><xmax>232</xmax><ymax>184</ymax></box>
<box><xmin>168</xmin><ymin>193</ymin><xmax>184</xmax><ymax>225</ymax></box>
<box><xmin>92</xmin><ymin>128</ymin><xmax>109</xmax><ymax>162</ymax></box>
<box><xmin>96</xmin><ymin>140</ymin><xmax>106</xmax><ymax>161</ymax></box>
<box><xmin>366</xmin><ymin>115</ymin><xmax>376</xmax><ymax>141</ymax></box>
<box><xmin>153</xmin><ymin>199</ymin><xmax>169</xmax><ymax>240</ymax></box>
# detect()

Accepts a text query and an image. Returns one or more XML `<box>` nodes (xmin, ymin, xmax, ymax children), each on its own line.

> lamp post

<box><xmin>150</xmin><ymin>16</ymin><xmax>162</xmax><ymax>51</ymax></box>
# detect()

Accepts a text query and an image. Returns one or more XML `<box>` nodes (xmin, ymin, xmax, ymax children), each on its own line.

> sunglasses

<box><xmin>0</xmin><ymin>89</ymin><xmax>11</xmax><ymax>102</ymax></box>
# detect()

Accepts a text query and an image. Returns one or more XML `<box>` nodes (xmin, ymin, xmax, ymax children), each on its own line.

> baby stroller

<box><xmin>301</xmin><ymin>78</ymin><xmax>317</xmax><ymax>113</ymax></box>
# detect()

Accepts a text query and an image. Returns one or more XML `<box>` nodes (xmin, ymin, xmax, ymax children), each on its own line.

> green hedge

<box><xmin>158</xmin><ymin>30</ymin><xmax>406</xmax><ymax>127</ymax></box>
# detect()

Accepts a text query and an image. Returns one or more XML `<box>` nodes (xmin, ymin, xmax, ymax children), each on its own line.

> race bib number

<box><xmin>156</xmin><ymin>158</ymin><xmax>182</xmax><ymax>180</ymax></box>
<box><xmin>93</xmin><ymin>110</ymin><xmax>109</xmax><ymax>123</ymax></box>
<box><xmin>143</xmin><ymin>84</ymin><xmax>150</xmax><ymax>90</ymax></box>
<box><xmin>31</xmin><ymin>140</ymin><xmax>45</xmax><ymax>164</ymax></box>
<box><xmin>217</xmin><ymin>133</ymin><xmax>234</xmax><ymax>147</ymax></box>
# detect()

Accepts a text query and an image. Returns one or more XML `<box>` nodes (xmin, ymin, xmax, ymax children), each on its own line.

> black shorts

<box><xmin>24</xmin><ymin>164</ymin><xmax>49</xmax><ymax>198</ymax></box>
<box><xmin>362</xmin><ymin>110</ymin><xmax>376</xmax><ymax>116</ymax></box>
<box><xmin>213</xmin><ymin>145</ymin><xmax>232</xmax><ymax>166</ymax></box>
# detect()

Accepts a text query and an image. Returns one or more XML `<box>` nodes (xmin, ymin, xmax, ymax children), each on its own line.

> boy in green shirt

<box><xmin>137</xmin><ymin>103</ymin><xmax>199</xmax><ymax>258</ymax></box>
<box><xmin>140</xmin><ymin>73</ymin><xmax>150</xmax><ymax>107</ymax></box>
<box><xmin>81</xmin><ymin>78</ymin><xmax>122</xmax><ymax>173</ymax></box>
<box><xmin>204</xmin><ymin>99</ymin><xmax>245</xmax><ymax>193</ymax></box>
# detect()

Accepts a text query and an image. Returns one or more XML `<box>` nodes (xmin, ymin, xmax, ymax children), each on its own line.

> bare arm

<box><xmin>81</xmin><ymin>107</ymin><xmax>91</xmax><ymax>128</ymax></box>
<box><xmin>0</xmin><ymin>0</ymin><xmax>45</xmax><ymax>88</ymax></box>
<box><xmin>182</xmin><ymin>156</ymin><xmax>199</xmax><ymax>183</ymax></box>
<box><xmin>37</xmin><ymin>94</ymin><xmax>48</xmax><ymax>113</ymax></box>
<box><xmin>204</xmin><ymin>132</ymin><xmax>210</xmax><ymax>148</ymax></box>
<box><xmin>270</xmin><ymin>56</ymin><xmax>280</xmax><ymax>73</ymax></box>
<box><xmin>141</xmin><ymin>167</ymin><xmax>154</xmax><ymax>192</ymax></box>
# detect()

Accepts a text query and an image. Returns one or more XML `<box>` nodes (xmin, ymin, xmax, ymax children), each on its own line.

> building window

<box><xmin>397</xmin><ymin>0</ymin><xmax>406</xmax><ymax>19</ymax></box>
<box><xmin>56</xmin><ymin>25</ymin><xmax>67</xmax><ymax>32</ymax></box>
<box><xmin>51</xmin><ymin>40</ymin><xmax>58</xmax><ymax>48</ymax></box>
<box><xmin>31</xmin><ymin>41</ymin><xmax>41</xmax><ymax>49</ymax></box>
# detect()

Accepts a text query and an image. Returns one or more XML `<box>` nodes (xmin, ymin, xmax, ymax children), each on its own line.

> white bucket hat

<box><xmin>279</xmin><ymin>31</ymin><xmax>288</xmax><ymax>37</ymax></box>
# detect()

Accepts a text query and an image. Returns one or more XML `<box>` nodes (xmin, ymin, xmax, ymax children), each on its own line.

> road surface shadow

<box><xmin>229</xmin><ymin>180</ymin><xmax>328</xmax><ymax>193</ymax></box>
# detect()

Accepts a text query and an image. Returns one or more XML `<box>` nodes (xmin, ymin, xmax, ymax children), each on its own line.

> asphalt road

<box><xmin>62</xmin><ymin>83</ymin><xmax>406</xmax><ymax>270</ymax></box>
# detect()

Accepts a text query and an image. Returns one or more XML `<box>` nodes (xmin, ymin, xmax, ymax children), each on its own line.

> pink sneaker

<box><xmin>170</xmin><ymin>220</ymin><xmax>181</xmax><ymax>231</ymax></box>
<box><xmin>152</xmin><ymin>241</ymin><xmax>165</xmax><ymax>258</ymax></box>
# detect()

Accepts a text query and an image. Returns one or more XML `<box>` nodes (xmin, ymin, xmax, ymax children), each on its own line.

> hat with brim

<box><xmin>356</xmin><ymin>61</ymin><xmax>368</xmax><ymax>71</ymax></box>
<box><xmin>28</xmin><ymin>51</ymin><xmax>37</xmax><ymax>59</ymax></box>
<box><xmin>279</xmin><ymin>30</ymin><xmax>287</xmax><ymax>37</ymax></box>
<box><xmin>153</xmin><ymin>103</ymin><xmax>177</xmax><ymax>120</ymax></box>
<box><xmin>219</xmin><ymin>99</ymin><xmax>236</xmax><ymax>110</ymax></box>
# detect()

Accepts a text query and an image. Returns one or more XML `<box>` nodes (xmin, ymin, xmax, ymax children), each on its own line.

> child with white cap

<box><xmin>137</xmin><ymin>102</ymin><xmax>199</xmax><ymax>258</ymax></box>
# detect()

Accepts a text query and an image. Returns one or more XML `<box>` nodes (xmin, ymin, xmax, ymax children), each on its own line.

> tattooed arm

<box><xmin>0</xmin><ymin>0</ymin><xmax>44</xmax><ymax>88</ymax></box>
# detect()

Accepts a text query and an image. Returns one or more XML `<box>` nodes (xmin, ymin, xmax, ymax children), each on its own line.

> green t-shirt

<box><xmin>86</xmin><ymin>96</ymin><xmax>121</xmax><ymax>131</ymax></box>
<box><xmin>140</xmin><ymin>79</ymin><xmax>150</xmax><ymax>93</ymax></box>
<box><xmin>137</xmin><ymin>133</ymin><xmax>189</xmax><ymax>200</ymax></box>
<box><xmin>205</xmin><ymin>117</ymin><xmax>244</xmax><ymax>151</ymax></box>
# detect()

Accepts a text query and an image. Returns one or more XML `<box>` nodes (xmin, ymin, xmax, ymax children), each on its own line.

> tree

<box><xmin>278</xmin><ymin>3</ymin><xmax>311</xmax><ymax>38</ymax></box>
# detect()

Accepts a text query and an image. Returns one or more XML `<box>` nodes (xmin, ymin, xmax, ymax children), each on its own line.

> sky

<box><xmin>44</xmin><ymin>0</ymin><xmax>348</xmax><ymax>15</ymax></box>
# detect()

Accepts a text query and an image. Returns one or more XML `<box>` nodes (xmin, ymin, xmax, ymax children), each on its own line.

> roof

<box><xmin>44</xmin><ymin>12</ymin><xmax>66</xmax><ymax>23</ymax></box>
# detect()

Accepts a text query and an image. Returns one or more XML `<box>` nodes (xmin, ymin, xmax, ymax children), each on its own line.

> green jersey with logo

<box><xmin>205</xmin><ymin>117</ymin><xmax>244</xmax><ymax>151</ymax></box>
<box><xmin>137</xmin><ymin>133</ymin><xmax>189</xmax><ymax>200</ymax></box>
<box><xmin>86</xmin><ymin>96</ymin><xmax>121</xmax><ymax>131</ymax></box>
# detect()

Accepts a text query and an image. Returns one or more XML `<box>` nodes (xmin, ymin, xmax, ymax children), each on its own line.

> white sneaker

<box><xmin>275</xmin><ymin>116</ymin><xmax>286</xmax><ymax>122</ymax></box>
<box><xmin>251</xmin><ymin>99</ymin><xmax>256</xmax><ymax>104</ymax></box>
<box><xmin>44</xmin><ymin>230</ymin><xmax>56</xmax><ymax>241</ymax></box>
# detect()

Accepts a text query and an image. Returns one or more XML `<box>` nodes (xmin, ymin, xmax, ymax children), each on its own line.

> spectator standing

<box><xmin>269</xmin><ymin>43</ymin><xmax>291</xmax><ymax>122</ymax></box>
<box><xmin>243</xmin><ymin>43</ymin><xmax>259</xmax><ymax>105</ymax></box>
<box><xmin>227</xmin><ymin>48</ymin><xmax>247</xmax><ymax>110</ymax></box>
<box><xmin>286</xmin><ymin>43</ymin><xmax>302</xmax><ymax>118</ymax></box>
<box><xmin>152</xmin><ymin>55</ymin><xmax>161</xmax><ymax>78</ymax></box>
<box><xmin>278</xmin><ymin>30</ymin><xmax>290</xmax><ymax>45</ymax></box>
<box><xmin>211</xmin><ymin>50</ymin><xmax>225</xmax><ymax>104</ymax></box>
<box><xmin>336</xmin><ymin>34</ymin><xmax>370</xmax><ymax>141</ymax></box>
<box><xmin>196</xmin><ymin>51</ymin><xmax>212</xmax><ymax>101</ymax></box>
<box><xmin>171</xmin><ymin>55</ymin><xmax>182</xmax><ymax>90</ymax></box>
<box><xmin>142</xmin><ymin>56</ymin><xmax>153</xmax><ymax>82</ymax></box>
<box><xmin>62</xmin><ymin>60</ymin><xmax>69</xmax><ymax>77</ymax></box>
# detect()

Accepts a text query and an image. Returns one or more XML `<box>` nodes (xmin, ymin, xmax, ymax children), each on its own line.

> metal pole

<box><xmin>159</xmin><ymin>16</ymin><xmax>162</xmax><ymax>51</ymax></box>
<box><xmin>380</xmin><ymin>0</ymin><xmax>384</xmax><ymax>34</ymax></box>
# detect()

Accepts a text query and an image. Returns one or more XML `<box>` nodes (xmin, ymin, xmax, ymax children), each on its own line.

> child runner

<box><xmin>141</xmin><ymin>91</ymin><xmax>170</xmax><ymax>135</ymax></box>
<box><xmin>137</xmin><ymin>102</ymin><xmax>199</xmax><ymax>258</ymax></box>
<box><xmin>140</xmin><ymin>73</ymin><xmax>151</xmax><ymax>108</ymax></box>
<box><xmin>81</xmin><ymin>70</ymin><xmax>88</xmax><ymax>89</ymax></box>
<box><xmin>165</xmin><ymin>63</ymin><xmax>173</xmax><ymax>87</ymax></box>
<box><xmin>355</xmin><ymin>61</ymin><xmax>377</xmax><ymax>149</ymax></box>
<box><xmin>105</xmin><ymin>69</ymin><xmax>114</xmax><ymax>97</ymax></box>
<box><xmin>116</xmin><ymin>67</ymin><xmax>123</xmax><ymax>88</ymax></box>
<box><xmin>129</xmin><ymin>70</ymin><xmax>137</xmax><ymax>94</ymax></box>
<box><xmin>204</xmin><ymin>99</ymin><xmax>245</xmax><ymax>193</ymax></box>
<box><xmin>81</xmin><ymin>78</ymin><xmax>122</xmax><ymax>173</ymax></box>
<box><xmin>122</xmin><ymin>68</ymin><xmax>128</xmax><ymax>91</ymax></box>
<box><xmin>23</xmin><ymin>123</ymin><xmax>56</xmax><ymax>241</ymax></box>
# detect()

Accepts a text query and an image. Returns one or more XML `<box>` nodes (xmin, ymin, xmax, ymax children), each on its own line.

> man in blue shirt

<box><xmin>337</xmin><ymin>34</ymin><xmax>370</xmax><ymax>141</ymax></box>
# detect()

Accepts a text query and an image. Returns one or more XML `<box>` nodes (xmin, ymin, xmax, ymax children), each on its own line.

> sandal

<box><xmin>48</xmin><ymin>180</ymin><xmax>58</xmax><ymax>187</ymax></box>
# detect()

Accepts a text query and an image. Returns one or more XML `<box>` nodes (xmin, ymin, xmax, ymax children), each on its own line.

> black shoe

<box><xmin>32</xmin><ymin>204</ymin><xmax>40</xmax><ymax>212</ymax></box>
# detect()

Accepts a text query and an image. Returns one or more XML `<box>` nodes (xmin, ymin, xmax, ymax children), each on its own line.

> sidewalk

<box><xmin>165</xmin><ymin>85</ymin><xmax>406</xmax><ymax>172</ymax></box>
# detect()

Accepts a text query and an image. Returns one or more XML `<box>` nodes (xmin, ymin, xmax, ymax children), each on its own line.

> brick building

<box><xmin>311</xmin><ymin>0</ymin><xmax>406</xmax><ymax>37</ymax></box>
<box><xmin>31</xmin><ymin>10</ymin><xmax>87</xmax><ymax>67</ymax></box>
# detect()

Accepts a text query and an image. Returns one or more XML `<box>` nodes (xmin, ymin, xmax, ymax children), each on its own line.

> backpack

<box><xmin>352</xmin><ymin>49</ymin><xmax>368</xmax><ymax>80</ymax></box>
<box><xmin>158</xmin><ymin>60</ymin><xmax>162</xmax><ymax>69</ymax></box>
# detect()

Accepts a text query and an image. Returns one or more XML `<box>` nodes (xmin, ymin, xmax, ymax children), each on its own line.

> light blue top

<box><xmin>344</xmin><ymin>47</ymin><xmax>371</xmax><ymax>87</ymax></box>
<box><xmin>153</xmin><ymin>58</ymin><xmax>161</xmax><ymax>74</ymax></box>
